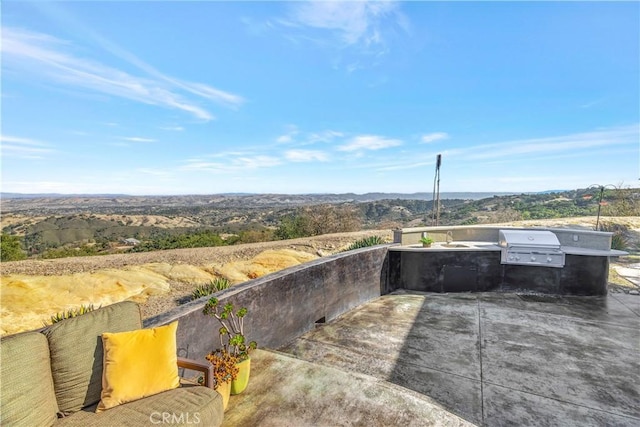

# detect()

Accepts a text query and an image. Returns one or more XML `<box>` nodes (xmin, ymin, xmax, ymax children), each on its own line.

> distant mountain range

<box><xmin>1</xmin><ymin>193</ymin><xmax>131</xmax><ymax>199</ymax></box>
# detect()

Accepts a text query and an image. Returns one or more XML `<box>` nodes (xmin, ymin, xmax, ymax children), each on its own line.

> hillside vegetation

<box><xmin>1</xmin><ymin>187</ymin><xmax>638</xmax><ymax>261</ymax></box>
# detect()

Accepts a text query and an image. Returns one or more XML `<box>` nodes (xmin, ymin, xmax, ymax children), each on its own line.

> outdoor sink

<box><xmin>439</xmin><ymin>243</ymin><xmax>469</xmax><ymax>248</ymax></box>
<box><xmin>410</xmin><ymin>241</ymin><xmax>500</xmax><ymax>250</ymax></box>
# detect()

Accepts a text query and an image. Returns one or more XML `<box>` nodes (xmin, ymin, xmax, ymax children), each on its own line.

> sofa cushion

<box><xmin>55</xmin><ymin>384</ymin><xmax>224</xmax><ymax>426</ymax></box>
<box><xmin>1</xmin><ymin>331</ymin><xmax>59</xmax><ymax>427</ymax></box>
<box><xmin>97</xmin><ymin>321</ymin><xmax>180</xmax><ymax>412</ymax></box>
<box><xmin>43</xmin><ymin>301</ymin><xmax>142</xmax><ymax>414</ymax></box>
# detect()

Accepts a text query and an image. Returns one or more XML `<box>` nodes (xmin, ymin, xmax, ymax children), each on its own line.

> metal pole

<box><xmin>436</xmin><ymin>154</ymin><xmax>442</xmax><ymax>226</ymax></box>
<box><xmin>432</xmin><ymin>158</ymin><xmax>438</xmax><ymax>225</ymax></box>
<box><xmin>595</xmin><ymin>186</ymin><xmax>604</xmax><ymax>231</ymax></box>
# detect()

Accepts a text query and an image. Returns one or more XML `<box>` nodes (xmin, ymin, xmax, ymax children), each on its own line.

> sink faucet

<box><xmin>446</xmin><ymin>231</ymin><xmax>453</xmax><ymax>244</ymax></box>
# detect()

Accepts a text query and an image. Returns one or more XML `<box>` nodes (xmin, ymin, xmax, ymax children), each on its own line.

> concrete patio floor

<box><xmin>223</xmin><ymin>291</ymin><xmax>640</xmax><ymax>426</ymax></box>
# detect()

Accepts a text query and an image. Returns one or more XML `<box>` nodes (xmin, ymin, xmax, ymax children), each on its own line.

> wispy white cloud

<box><xmin>276</xmin><ymin>125</ymin><xmax>299</xmax><ymax>144</ymax></box>
<box><xmin>463</xmin><ymin>124</ymin><xmax>638</xmax><ymax>161</ymax></box>
<box><xmin>0</xmin><ymin>135</ymin><xmax>53</xmax><ymax>159</ymax></box>
<box><xmin>1</xmin><ymin>27</ymin><xmax>244</xmax><ymax>121</ymax></box>
<box><xmin>338</xmin><ymin>135</ymin><xmax>402</xmax><ymax>152</ymax></box>
<box><xmin>160</xmin><ymin>126</ymin><xmax>184</xmax><ymax>132</ymax></box>
<box><xmin>421</xmin><ymin>132</ymin><xmax>449</xmax><ymax>144</ymax></box>
<box><xmin>288</xmin><ymin>1</ymin><xmax>402</xmax><ymax>48</ymax></box>
<box><xmin>277</xmin><ymin>134</ymin><xmax>294</xmax><ymax>144</ymax></box>
<box><xmin>182</xmin><ymin>155</ymin><xmax>282</xmax><ymax>173</ymax></box>
<box><xmin>235</xmin><ymin>155</ymin><xmax>282</xmax><ymax>169</ymax></box>
<box><xmin>376</xmin><ymin>160</ymin><xmax>435</xmax><ymax>172</ymax></box>
<box><xmin>35</xmin><ymin>4</ymin><xmax>246</xmax><ymax>110</ymax></box>
<box><xmin>278</xmin><ymin>0</ymin><xmax>408</xmax><ymax>71</ymax></box>
<box><xmin>307</xmin><ymin>130</ymin><xmax>344</xmax><ymax>144</ymax></box>
<box><xmin>373</xmin><ymin>125</ymin><xmax>638</xmax><ymax>174</ymax></box>
<box><xmin>1</xmin><ymin>135</ymin><xmax>49</xmax><ymax>146</ymax></box>
<box><xmin>175</xmin><ymin>82</ymin><xmax>244</xmax><ymax>110</ymax></box>
<box><xmin>276</xmin><ymin>127</ymin><xmax>344</xmax><ymax>147</ymax></box>
<box><xmin>285</xmin><ymin>149</ymin><xmax>329</xmax><ymax>162</ymax></box>
<box><xmin>120</xmin><ymin>136</ymin><xmax>156</xmax><ymax>143</ymax></box>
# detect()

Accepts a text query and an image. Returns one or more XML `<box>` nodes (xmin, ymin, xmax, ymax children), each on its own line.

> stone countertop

<box><xmin>561</xmin><ymin>246</ymin><xmax>628</xmax><ymax>257</ymax></box>
<box><xmin>390</xmin><ymin>242</ymin><xmax>501</xmax><ymax>252</ymax></box>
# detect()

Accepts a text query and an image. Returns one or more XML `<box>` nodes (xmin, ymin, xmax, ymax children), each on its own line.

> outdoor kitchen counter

<box><xmin>388</xmin><ymin>226</ymin><xmax>623</xmax><ymax>296</ymax></box>
<box><xmin>387</xmin><ymin>242</ymin><xmax>620</xmax><ymax>296</ymax></box>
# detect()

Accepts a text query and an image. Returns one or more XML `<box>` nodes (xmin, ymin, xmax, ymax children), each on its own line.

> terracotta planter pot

<box><xmin>216</xmin><ymin>380</ymin><xmax>231</xmax><ymax>411</ymax></box>
<box><xmin>231</xmin><ymin>357</ymin><xmax>251</xmax><ymax>395</ymax></box>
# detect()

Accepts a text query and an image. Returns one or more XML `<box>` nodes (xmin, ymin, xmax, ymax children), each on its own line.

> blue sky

<box><xmin>2</xmin><ymin>1</ymin><xmax>639</xmax><ymax>195</ymax></box>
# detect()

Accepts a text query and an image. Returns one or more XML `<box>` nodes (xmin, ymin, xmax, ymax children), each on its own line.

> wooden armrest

<box><xmin>177</xmin><ymin>357</ymin><xmax>214</xmax><ymax>389</ymax></box>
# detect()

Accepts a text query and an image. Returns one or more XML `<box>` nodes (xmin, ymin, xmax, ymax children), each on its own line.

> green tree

<box><xmin>275</xmin><ymin>205</ymin><xmax>361</xmax><ymax>240</ymax></box>
<box><xmin>274</xmin><ymin>213</ymin><xmax>311</xmax><ymax>240</ymax></box>
<box><xmin>1</xmin><ymin>234</ymin><xmax>27</xmax><ymax>261</ymax></box>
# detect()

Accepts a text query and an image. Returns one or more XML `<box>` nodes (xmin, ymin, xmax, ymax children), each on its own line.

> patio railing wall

<box><xmin>145</xmin><ymin>245</ymin><xmax>391</xmax><ymax>361</ymax></box>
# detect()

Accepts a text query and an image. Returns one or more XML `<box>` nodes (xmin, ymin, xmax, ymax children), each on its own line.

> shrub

<box><xmin>610</xmin><ymin>233</ymin><xmax>629</xmax><ymax>251</ymax></box>
<box><xmin>344</xmin><ymin>236</ymin><xmax>385</xmax><ymax>251</ymax></box>
<box><xmin>0</xmin><ymin>234</ymin><xmax>26</xmax><ymax>261</ymax></box>
<box><xmin>42</xmin><ymin>244</ymin><xmax>101</xmax><ymax>259</ymax></box>
<box><xmin>132</xmin><ymin>230</ymin><xmax>227</xmax><ymax>252</ymax></box>
<box><xmin>235</xmin><ymin>229</ymin><xmax>275</xmax><ymax>244</ymax></box>
<box><xmin>49</xmin><ymin>304</ymin><xmax>98</xmax><ymax>324</ymax></box>
<box><xmin>599</xmin><ymin>222</ymin><xmax>630</xmax><ymax>251</ymax></box>
<box><xmin>191</xmin><ymin>278</ymin><xmax>231</xmax><ymax>301</ymax></box>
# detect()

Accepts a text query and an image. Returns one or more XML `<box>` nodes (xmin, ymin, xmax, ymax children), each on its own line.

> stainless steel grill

<box><xmin>498</xmin><ymin>229</ymin><xmax>565</xmax><ymax>268</ymax></box>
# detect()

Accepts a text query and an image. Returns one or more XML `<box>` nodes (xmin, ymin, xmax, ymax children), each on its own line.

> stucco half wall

<box><xmin>144</xmin><ymin>245</ymin><xmax>392</xmax><ymax>361</ymax></box>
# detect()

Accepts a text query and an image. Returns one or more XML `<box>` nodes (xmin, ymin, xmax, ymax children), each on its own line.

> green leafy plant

<box><xmin>420</xmin><ymin>236</ymin><xmax>434</xmax><ymax>245</ymax></box>
<box><xmin>49</xmin><ymin>304</ymin><xmax>98</xmax><ymax>324</ymax></box>
<box><xmin>203</xmin><ymin>298</ymin><xmax>257</xmax><ymax>362</ymax></box>
<box><xmin>191</xmin><ymin>278</ymin><xmax>231</xmax><ymax>301</ymax></box>
<box><xmin>205</xmin><ymin>349</ymin><xmax>239</xmax><ymax>390</ymax></box>
<box><xmin>344</xmin><ymin>236</ymin><xmax>385</xmax><ymax>251</ymax></box>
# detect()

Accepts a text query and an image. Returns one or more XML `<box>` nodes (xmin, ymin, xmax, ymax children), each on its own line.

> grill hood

<box><xmin>499</xmin><ymin>230</ymin><xmax>561</xmax><ymax>248</ymax></box>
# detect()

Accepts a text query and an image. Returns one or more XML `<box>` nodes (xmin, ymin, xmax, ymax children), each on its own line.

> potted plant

<box><xmin>203</xmin><ymin>297</ymin><xmax>257</xmax><ymax>395</ymax></box>
<box><xmin>204</xmin><ymin>349</ymin><xmax>238</xmax><ymax>410</ymax></box>
<box><xmin>420</xmin><ymin>236</ymin><xmax>434</xmax><ymax>247</ymax></box>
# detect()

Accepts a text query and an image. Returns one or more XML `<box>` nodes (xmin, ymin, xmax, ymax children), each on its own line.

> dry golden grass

<box><xmin>1</xmin><ymin>231</ymin><xmax>390</xmax><ymax>335</ymax></box>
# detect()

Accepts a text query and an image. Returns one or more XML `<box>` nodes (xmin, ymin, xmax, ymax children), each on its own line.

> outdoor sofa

<box><xmin>1</xmin><ymin>301</ymin><xmax>224</xmax><ymax>426</ymax></box>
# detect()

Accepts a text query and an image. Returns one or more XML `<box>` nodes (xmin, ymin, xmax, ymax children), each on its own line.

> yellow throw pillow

<box><xmin>96</xmin><ymin>321</ymin><xmax>180</xmax><ymax>412</ymax></box>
